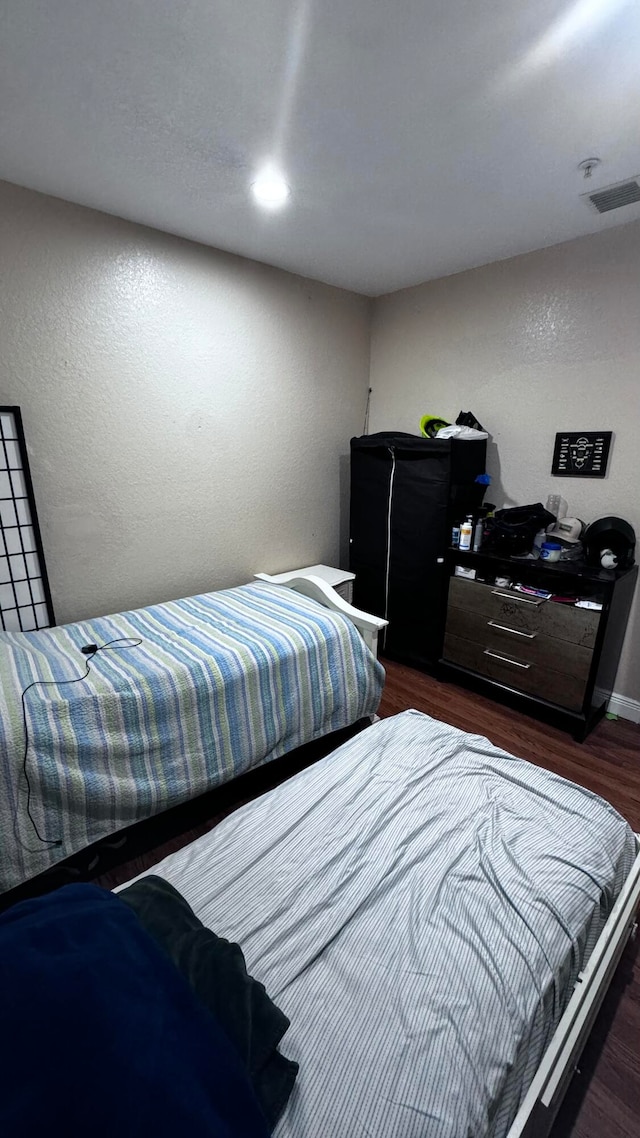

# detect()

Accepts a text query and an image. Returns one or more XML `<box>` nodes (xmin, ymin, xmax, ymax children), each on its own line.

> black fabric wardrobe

<box><xmin>349</xmin><ymin>432</ymin><xmax>487</xmax><ymax>669</ymax></box>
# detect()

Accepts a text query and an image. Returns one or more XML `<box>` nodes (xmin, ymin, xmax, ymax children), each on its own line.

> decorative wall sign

<box><xmin>0</xmin><ymin>407</ymin><xmax>55</xmax><ymax>631</ymax></box>
<box><xmin>552</xmin><ymin>431</ymin><xmax>612</xmax><ymax>478</ymax></box>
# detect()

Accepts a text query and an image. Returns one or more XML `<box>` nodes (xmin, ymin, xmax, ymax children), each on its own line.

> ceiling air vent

<box><xmin>583</xmin><ymin>178</ymin><xmax>640</xmax><ymax>214</ymax></box>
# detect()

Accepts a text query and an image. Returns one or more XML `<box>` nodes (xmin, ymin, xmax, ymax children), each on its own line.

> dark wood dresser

<box><xmin>439</xmin><ymin>549</ymin><xmax>637</xmax><ymax>740</ymax></box>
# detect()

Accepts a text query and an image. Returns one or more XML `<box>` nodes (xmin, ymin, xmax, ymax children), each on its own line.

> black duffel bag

<box><xmin>482</xmin><ymin>503</ymin><xmax>556</xmax><ymax>557</ymax></box>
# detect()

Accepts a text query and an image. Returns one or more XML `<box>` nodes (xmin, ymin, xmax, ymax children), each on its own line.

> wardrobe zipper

<box><xmin>382</xmin><ymin>446</ymin><xmax>396</xmax><ymax>648</ymax></box>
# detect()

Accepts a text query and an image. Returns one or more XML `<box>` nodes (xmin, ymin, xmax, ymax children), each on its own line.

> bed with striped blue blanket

<box><xmin>0</xmin><ymin>582</ymin><xmax>384</xmax><ymax>892</ymax></box>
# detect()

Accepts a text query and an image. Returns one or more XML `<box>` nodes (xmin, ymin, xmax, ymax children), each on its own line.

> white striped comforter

<box><xmin>0</xmin><ymin>583</ymin><xmax>383</xmax><ymax>892</ymax></box>
<box><xmin>125</xmin><ymin>710</ymin><xmax>636</xmax><ymax>1138</ymax></box>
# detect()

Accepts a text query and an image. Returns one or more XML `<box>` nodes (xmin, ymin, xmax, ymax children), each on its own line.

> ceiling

<box><xmin>1</xmin><ymin>0</ymin><xmax>639</xmax><ymax>295</ymax></box>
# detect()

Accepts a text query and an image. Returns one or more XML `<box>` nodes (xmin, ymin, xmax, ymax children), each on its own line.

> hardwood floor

<box><xmin>378</xmin><ymin>660</ymin><xmax>640</xmax><ymax>1138</ymax></box>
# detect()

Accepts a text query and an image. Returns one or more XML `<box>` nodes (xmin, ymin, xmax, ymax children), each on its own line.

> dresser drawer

<box><xmin>448</xmin><ymin>577</ymin><xmax>600</xmax><ymax>648</ymax></box>
<box><xmin>444</xmin><ymin>606</ymin><xmax>593</xmax><ymax>682</ymax></box>
<box><xmin>443</xmin><ymin>633</ymin><xmax>587</xmax><ymax>711</ymax></box>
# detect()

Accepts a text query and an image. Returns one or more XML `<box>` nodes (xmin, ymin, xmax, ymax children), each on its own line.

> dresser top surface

<box><xmin>448</xmin><ymin>548</ymin><xmax>637</xmax><ymax>589</ymax></box>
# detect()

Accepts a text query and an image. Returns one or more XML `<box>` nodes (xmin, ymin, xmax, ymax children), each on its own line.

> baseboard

<box><xmin>595</xmin><ymin>689</ymin><xmax>640</xmax><ymax>724</ymax></box>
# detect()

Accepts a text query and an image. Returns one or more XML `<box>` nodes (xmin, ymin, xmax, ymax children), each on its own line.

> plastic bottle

<box><xmin>459</xmin><ymin>516</ymin><xmax>473</xmax><ymax>551</ymax></box>
<box><xmin>533</xmin><ymin>529</ymin><xmax>547</xmax><ymax>557</ymax></box>
<box><xmin>472</xmin><ymin>519</ymin><xmax>484</xmax><ymax>552</ymax></box>
<box><xmin>451</xmin><ymin>523</ymin><xmax>460</xmax><ymax>548</ymax></box>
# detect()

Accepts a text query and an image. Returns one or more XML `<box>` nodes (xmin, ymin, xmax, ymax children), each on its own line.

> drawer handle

<box><xmin>487</xmin><ymin>621</ymin><xmax>537</xmax><ymax>640</ymax></box>
<box><xmin>484</xmin><ymin>649</ymin><xmax>531</xmax><ymax>669</ymax></box>
<box><xmin>491</xmin><ymin>590</ymin><xmax>545</xmax><ymax>607</ymax></box>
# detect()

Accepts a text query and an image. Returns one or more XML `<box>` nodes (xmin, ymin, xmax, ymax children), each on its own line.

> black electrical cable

<box><xmin>16</xmin><ymin>637</ymin><xmax>142</xmax><ymax>852</ymax></box>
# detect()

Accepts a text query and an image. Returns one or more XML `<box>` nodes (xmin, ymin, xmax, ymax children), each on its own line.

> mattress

<box><xmin>0</xmin><ymin>582</ymin><xmax>383</xmax><ymax>892</ymax></box>
<box><xmin>121</xmin><ymin>709</ymin><xmax>636</xmax><ymax>1138</ymax></box>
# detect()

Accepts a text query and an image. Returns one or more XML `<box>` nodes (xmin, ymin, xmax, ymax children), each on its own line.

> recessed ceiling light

<box><xmin>251</xmin><ymin>166</ymin><xmax>291</xmax><ymax>209</ymax></box>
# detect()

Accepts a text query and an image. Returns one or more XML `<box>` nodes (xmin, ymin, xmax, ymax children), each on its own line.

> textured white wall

<box><xmin>0</xmin><ymin>181</ymin><xmax>370</xmax><ymax>624</ymax></box>
<box><xmin>369</xmin><ymin>221</ymin><xmax>640</xmax><ymax>702</ymax></box>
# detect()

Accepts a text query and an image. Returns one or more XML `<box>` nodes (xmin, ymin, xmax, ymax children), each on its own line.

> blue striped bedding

<box><xmin>0</xmin><ymin>583</ymin><xmax>384</xmax><ymax>892</ymax></box>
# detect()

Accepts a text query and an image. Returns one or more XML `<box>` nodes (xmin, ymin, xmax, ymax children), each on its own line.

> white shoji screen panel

<box><xmin>0</xmin><ymin>407</ymin><xmax>55</xmax><ymax>632</ymax></box>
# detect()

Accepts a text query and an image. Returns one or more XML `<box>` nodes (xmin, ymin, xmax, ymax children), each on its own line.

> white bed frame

<box><xmin>506</xmin><ymin>835</ymin><xmax>640</xmax><ymax>1138</ymax></box>
<box><xmin>254</xmin><ymin>571</ymin><xmax>388</xmax><ymax>656</ymax></box>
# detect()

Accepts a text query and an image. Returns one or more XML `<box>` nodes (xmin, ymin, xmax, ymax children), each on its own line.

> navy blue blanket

<box><xmin>119</xmin><ymin>876</ymin><xmax>298</xmax><ymax>1128</ymax></box>
<box><xmin>0</xmin><ymin>885</ymin><xmax>270</xmax><ymax>1138</ymax></box>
